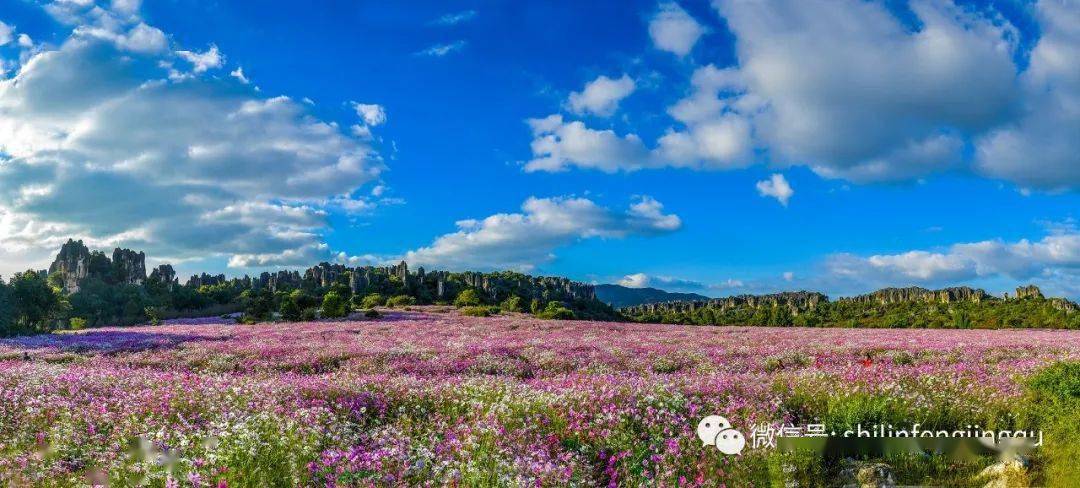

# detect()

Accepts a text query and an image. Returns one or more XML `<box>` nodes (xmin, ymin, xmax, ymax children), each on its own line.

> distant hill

<box><xmin>595</xmin><ymin>284</ymin><xmax>710</xmax><ymax>308</ymax></box>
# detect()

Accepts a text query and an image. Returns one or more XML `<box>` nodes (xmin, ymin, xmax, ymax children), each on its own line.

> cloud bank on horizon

<box><xmin>0</xmin><ymin>0</ymin><xmax>1077</xmax><ymax>299</ymax></box>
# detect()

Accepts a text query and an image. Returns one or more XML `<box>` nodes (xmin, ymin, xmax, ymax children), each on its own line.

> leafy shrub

<box><xmin>301</xmin><ymin>308</ymin><xmax>318</xmax><ymax>321</ymax></box>
<box><xmin>536</xmin><ymin>301</ymin><xmax>575</xmax><ymax>320</ymax></box>
<box><xmin>364</xmin><ymin>309</ymin><xmax>381</xmax><ymax>319</ymax></box>
<box><xmin>530</xmin><ymin>298</ymin><xmax>543</xmax><ymax>315</ymax></box>
<box><xmin>386</xmin><ymin>295</ymin><xmax>417</xmax><ymax>308</ymax></box>
<box><xmin>279</xmin><ymin>296</ymin><xmax>302</xmax><ymax>322</ymax></box>
<box><xmin>500</xmin><ymin>295</ymin><xmax>524</xmax><ymax>313</ymax></box>
<box><xmin>460</xmin><ymin>306</ymin><xmax>497</xmax><ymax>317</ymax></box>
<box><xmin>357</xmin><ymin>293</ymin><xmax>386</xmax><ymax>309</ymax></box>
<box><xmin>144</xmin><ymin>306</ymin><xmax>162</xmax><ymax>326</ymax></box>
<box><xmin>69</xmin><ymin>317</ymin><xmax>87</xmax><ymax>330</ymax></box>
<box><xmin>320</xmin><ymin>291</ymin><xmax>349</xmax><ymax>319</ymax></box>
<box><xmin>453</xmin><ymin>289</ymin><xmax>482</xmax><ymax>307</ymax></box>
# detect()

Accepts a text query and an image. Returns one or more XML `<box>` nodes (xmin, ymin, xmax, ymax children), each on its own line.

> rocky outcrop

<box><xmin>841</xmin><ymin>286</ymin><xmax>993</xmax><ymax>305</ymax></box>
<box><xmin>1015</xmin><ymin>285</ymin><xmax>1044</xmax><ymax>300</ymax></box>
<box><xmin>257</xmin><ymin>270</ymin><xmax>302</xmax><ymax>292</ymax></box>
<box><xmin>48</xmin><ymin>239</ymin><xmax>93</xmax><ymax>293</ymax></box>
<box><xmin>186</xmin><ymin>273</ymin><xmax>227</xmax><ymax>288</ymax></box>
<box><xmin>148</xmin><ymin>264</ymin><xmax>178</xmax><ymax>289</ymax></box>
<box><xmin>621</xmin><ymin>291</ymin><xmax>827</xmax><ymax>316</ymax></box>
<box><xmin>111</xmin><ymin>248</ymin><xmax>146</xmax><ymax>285</ymax></box>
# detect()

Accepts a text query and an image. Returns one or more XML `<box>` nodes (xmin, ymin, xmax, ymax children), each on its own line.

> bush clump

<box><xmin>357</xmin><ymin>293</ymin><xmax>386</xmax><ymax>309</ymax></box>
<box><xmin>500</xmin><ymin>295</ymin><xmax>524</xmax><ymax>313</ymax></box>
<box><xmin>460</xmin><ymin>306</ymin><xmax>498</xmax><ymax>317</ymax></box>
<box><xmin>320</xmin><ymin>291</ymin><xmax>349</xmax><ymax>319</ymax></box>
<box><xmin>386</xmin><ymin>295</ymin><xmax>417</xmax><ymax>308</ymax></box>
<box><xmin>454</xmin><ymin>289</ymin><xmax>483</xmax><ymax>307</ymax></box>
<box><xmin>536</xmin><ymin>301</ymin><xmax>575</xmax><ymax>320</ymax></box>
<box><xmin>364</xmin><ymin>309</ymin><xmax>381</xmax><ymax>319</ymax></box>
<box><xmin>279</xmin><ymin>295</ymin><xmax>302</xmax><ymax>322</ymax></box>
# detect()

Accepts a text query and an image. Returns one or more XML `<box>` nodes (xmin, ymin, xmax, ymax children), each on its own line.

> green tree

<box><xmin>454</xmin><ymin>289</ymin><xmax>482</xmax><ymax>307</ymax></box>
<box><xmin>0</xmin><ymin>278</ymin><xmax>14</xmax><ymax>336</ymax></box>
<box><xmin>279</xmin><ymin>295</ymin><xmax>302</xmax><ymax>321</ymax></box>
<box><xmin>10</xmin><ymin>270</ymin><xmax>63</xmax><ymax>334</ymax></box>
<box><xmin>243</xmin><ymin>289</ymin><xmax>274</xmax><ymax>323</ymax></box>
<box><xmin>320</xmin><ymin>291</ymin><xmax>349</xmax><ymax>318</ymax></box>
<box><xmin>500</xmin><ymin>295</ymin><xmax>524</xmax><ymax>313</ymax></box>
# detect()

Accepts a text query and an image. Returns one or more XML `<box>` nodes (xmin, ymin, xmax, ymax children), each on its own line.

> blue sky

<box><xmin>0</xmin><ymin>0</ymin><xmax>1078</xmax><ymax>298</ymax></box>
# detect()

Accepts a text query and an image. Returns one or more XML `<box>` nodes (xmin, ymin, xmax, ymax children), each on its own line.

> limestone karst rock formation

<box><xmin>1015</xmin><ymin>285</ymin><xmax>1044</xmax><ymax>300</ymax></box>
<box><xmin>148</xmin><ymin>264</ymin><xmax>179</xmax><ymax>290</ymax></box>
<box><xmin>621</xmin><ymin>291</ymin><xmax>827</xmax><ymax>316</ymax></box>
<box><xmin>111</xmin><ymin>248</ymin><xmax>147</xmax><ymax>286</ymax></box>
<box><xmin>48</xmin><ymin>239</ymin><xmax>93</xmax><ymax>293</ymax></box>
<box><xmin>840</xmin><ymin>286</ymin><xmax>992</xmax><ymax>305</ymax></box>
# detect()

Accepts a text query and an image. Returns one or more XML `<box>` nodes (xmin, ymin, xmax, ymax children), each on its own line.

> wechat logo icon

<box><xmin>697</xmin><ymin>415</ymin><xmax>746</xmax><ymax>455</ymax></box>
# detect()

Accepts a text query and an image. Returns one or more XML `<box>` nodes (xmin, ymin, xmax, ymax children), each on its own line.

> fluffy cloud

<box><xmin>0</xmin><ymin>21</ymin><xmax>12</xmax><ymax>46</ymax></box>
<box><xmin>617</xmin><ymin>273</ymin><xmax>707</xmax><ymax>290</ymax></box>
<box><xmin>527</xmin><ymin>0</ymin><xmax>1080</xmax><ymax>190</ymax></box>
<box><xmin>974</xmin><ymin>0</ymin><xmax>1080</xmax><ymax>190</ymax></box>
<box><xmin>708</xmin><ymin>0</ymin><xmax>1020</xmax><ymax>182</ymax></box>
<box><xmin>648</xmin><ymin>2</ymin><xmax>705</xmax><ymax>57</ymax></box>
<box><xmin>617</xmin><ymin>272</ymin><xmax>745</xmax><ymax>293</ymax></box>
<box><xmin>230</xmin><ymin>66</ymin><xmax>248</xmax><ymax>84</ymax></box>
<box><xmin>176</xmin><ymin>44</ymin><xmax>223</xmax><ymax>73</ymax></box>
<box><xmin>567</xmin><ymin>74</ymin><xmax>636</xmax><ymax>117</ymax></box>
<box><xmin>352</xmin><ymin>102</ymin><xmax>387</xmax><ymax>126</ymax></box>
<box><xmin>524</xmin><ymin>113</ymin><xmax>752</xmax><ymax>172</ymax></box>
<box><xmin>524</xmin><ymin>115</ymin><xmax>650</xmax><ymax>172</ymax></box>
<box><xmin>0</xmin><ymin>6</ymin><xmax>385</xmax><ymax>275</ymax></box>
<box><xmin>402</xmin><ymin>196</ymin><xmax>681</xmax><ymax>271</ymax></box>
<box><xmin>755</xmin><ymin>173</ymin><xmax>793</xmax><ymax>206</ymax></box>
<box><xmin>824</xmin><ymin>229</ymin><xmax>1080</xmax><ymax>288</ymax></box>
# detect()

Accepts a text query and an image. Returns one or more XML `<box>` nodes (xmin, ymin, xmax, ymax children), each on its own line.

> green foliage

<box><xmin>0</xmin><ymin>278</ymin><xmax>14</xmax><ymax>336</ymax></box>
<box><xmin>386</xmin><ymin>295</ymin><xmax>417</xmax><ymax>308</ymax></box>
<box><xmin>626</xmin><ymin>297</ymin><xmax>1080</xmax><ymax>329</ymax></box>
<box><xmin>69</xmin><ymin>317</ymin><xmax>87</xmax><ymax>330</ymax></box>
<box><xmin>289</xmin><ymin>289</ymin><xmax>320</xmax><ymax>310</ymax></box>
<box><xmin>453</xmin><ymin>289</ymin><xmax>483</xmax><ymax>307</ymax></box>
<box><xmin>9</xmin><ymin>270</ymin><xmax>64</xmax><ymax>335</ymax></box>
<box><xmin>243</xmin><ymin>289</ymin><xmax>275</xmax><ymax>323</ymax></box>
<box><xmin>500</xmin><ymin>295</ymin><xmax>524</xmax><ymax>313</ymax></box>
<box><xmin>144</xmin><ymin>306</ymin><xmax>162</xmax><ymax>326</ymax></box>
<box><xmin>357</xmin><ymin>293</ymin><xmax>387</xmax><ymax>309</ymax></box>
<box><xmin>536</xmin><ymin>301</ymin><xmax>575</xmax><ymax>320</ymax></box>
<box><xmin>1023</xmin><ymin>362</ymin><xmax>1080</xmax><ymax>486</ymax></box>
<box><xmin>279</xmin><ymin>295</ymin><xmax>302</xmax><ymax>322</ymax></box>
<box><xmin>320</xmin><ymin>291</ymin><xmax>349</xmax><ymax>319</ymax></box>
<box><xmin>530</xmin><ymin>298</ymin><xmax>543</xmax><ymax>315</ymax></box>
<box><xmin>363</xmin><ymin>309</ymin><xmax>380</xmax><ymax>319</ymax></box>
<box><xmin>301</xmin><ymin>308</ymin><xmax>318</xmax><ymax>321</ymax></box>
<box><xmin>460</xmin><ymin>306</ymin><xmax>498</xmax><ymax>317</ymax></box>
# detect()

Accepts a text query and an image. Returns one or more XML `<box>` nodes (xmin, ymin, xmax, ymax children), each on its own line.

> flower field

<box><xmin>1</xmin><ymin>309</ymin><xmax>1078</xmax><ymax>487</ymax></box>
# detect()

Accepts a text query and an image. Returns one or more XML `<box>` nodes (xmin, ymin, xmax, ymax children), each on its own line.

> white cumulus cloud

<box><xmin>567</xmin><ymin>74</ymin><xmax>636</xmax><ymax>117</ymax></box>
<box><xmin>351</xmin><ymin>102</ymin><xmax>387</xmax><ymax>127</ymax></box>
<box><xmin>0</xmin><ymin>8</ymin><xmax>385</xmax><ymax>276</ymax></box>
<box><xmin>755</xmin><ymin>173</ymin><xmax>793</xmax><ymax>206</ymax></box>
<box><xmin>649</xmin><ymin>2</ymin><xmax>705</xmax><ymax>57</ymax></box>
<box><xmin>402</xmin><ymin>196</ymin><xmax>681</xmax><ymax>271</ymax></box>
